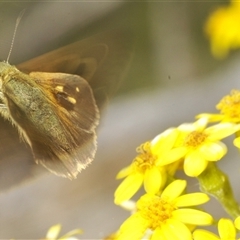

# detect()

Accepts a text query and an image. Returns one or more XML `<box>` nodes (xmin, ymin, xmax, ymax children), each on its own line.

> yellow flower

<box><xmin>44</xmin><ymin>224</ymin><xmax>82</xmax><ymax>240</ymax></box>
<box><xmin>193</xmin><ymin>218</ymin><xmax>240</xmax><ymax>240</ymax></box>
<box><xmin>160</xmin><ymin>118</ymin><xmax>238</xmax><ymax>177</ymax></box>
<box><xmin>198</xmin><ymin>90</ymin><xmax>240</xmax><ymax>123</ymax></box>
<box><xmin>117</xmin><ymin>180</ymin><xmax>212</xmax><ymax>240</ymax></box>
<box><xmin>205</xmin><ymin>1</ymin><xmax>240</xmax><ymax>58</ymax></box>
<box><xmin>114</xmin><ymin>129</ymin><xmax>178</xmax><ymax>204</ymax></box>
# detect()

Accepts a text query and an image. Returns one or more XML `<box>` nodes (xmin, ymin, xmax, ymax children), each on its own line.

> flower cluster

<box><xmin>113</xmin><ymin>89</ymin><xmax>240</xmax><ymax>240</ymax></box>
<box><xmin>117</xmin><ymin>180</ymin><xmax>212</xmax><ymax>240</ymax></box>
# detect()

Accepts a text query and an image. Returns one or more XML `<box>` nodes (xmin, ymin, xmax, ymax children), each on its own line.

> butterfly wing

<box><xmin>17</xmin><ymin>30</ymin><xmax>133</xmax><ymax>110</ymax></box>
<box><xmin>0</xmin><ymin>30</ymin><xmax>132</xmax><ymax>190</ymax></box>
<box><xmin>26</xmin><ymin>72</ymin><xmax>99</xmax><ymax>179</ymax></box>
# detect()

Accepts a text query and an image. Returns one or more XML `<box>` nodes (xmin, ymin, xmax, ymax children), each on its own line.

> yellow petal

<box><xmin>114</xmin><ymin>173</ymin><xmax>143</xmax><ymax>205</ymax></box>
<box><xmin>178</xmin><ymin>123</ymin><xmax>197</xmax><ymax>132</ymax></box>
<box><xmin>199</xmin><ymin>142</ymin><xmax>227</xmax><ymax>161</ymax></box>
<box><xmin>206</xmin><ymin>123</ymin><xmax>238</xmax><ymax>141</ymax></box>
<box><xmin>162</xmin><ymin>219</ymin><xmax>192</xmax><ymax>240</ymax></box>
<box><xmin>151</xmin><ymin>228</ymin><xmax>168</xmax><ymax>240</ymax></box>
<box><xmin>144</xmin><ymin>167</ymin><xmax>163</xmax><ymax>194</ymax></box>
<box><xmin>193</xmin><ymin>118</ymin><xmax>209</xmax><ymax>131</ymax></box>
<box><xmin>193</xmin><ymin>229</ymin><xmax>219</xmax><ymax>240</ymax></box>
<box><xmin>118</xmin><ymin>213</ymin><xmax>148</xmax><ymax>240</ymax></box>
<box><xmin>46</xmin><ymin>224</ymin><xmax>61</xmax><ymax>239</ymax></box>
<box><xmin>233</xmin><ymin>137</ymin><xmax>240</xmax><ymax>148</ymax></box>
<box><xmin>218</xmin><ymin>218</ymin><xmax>236</xmax><ymax>239</ymax></box>
<box><xmin>178</xmin><ymin>118</ymin><xmax>208</xmax><ymax>132</ymax></box>
<box><xmin>116</xmin><ymin>165</ymin><xmax>132</xmax><ymax>179</ymax></box>
<box><xmin>151</xmin><ymin>128</ymin><xmax>178</xmax><ymax>155</ymax></box>
<box><xmin>161</xmin><ymin>180</ymin><xmax>186</xmax><ymax>201</ymax></box>
<box><xmin>196</xmin><ymin>113</ymin><xmax>224</xmax><ymax>122</ymax></box>
<box><xmin>175</xmin><ymin>193</ymin><xmax>210</xmax><ymax>207</ymax></box>
<box><xmin>184</xmin><ymin>151</ymin><xmax>208</xmax><ymax>177</ymax></box>
<box><xmin>120</xmin><ymin>200</ymin><xmax>136</xmax><ymax>212</ymax></box>
<box><xmin>157</xmin><ymin>147</ymin><xmax>187</xmax><ymax>166</ymax></box>
<box><xmin>172</xmin><ymin>209</ymin><xmax>213</xmax><ymax>225</ymax></box>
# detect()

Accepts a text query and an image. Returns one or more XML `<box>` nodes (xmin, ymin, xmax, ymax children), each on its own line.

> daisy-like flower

<box><xmin>193</xmin><ymin>218</ymin><xmax>240</xmax><ymax>240</ymax></box>
<box><xmin>159</xmin><ymin>117</ymin><xmax>238</xmax><ymax>177</ymax></box>
<box><xmin>117</xmin><ymin>180</ymin><xmax>213</xmax><ymax>240</ymax></box>
<box><xmin>197</xmin><ymin>90</ymin><xmax>240</xmax><ymax>123</ymax></box>
<box><xmin>114</xmin><ymin>129</ymin><xmax>179</xmax><ymax>205</ymax></box>
<box><xmin>205</xmin><ymin>1</ymin><xmax>240</xmax><ymax>58</ymax></box>
<box><xmin>43</xmin><ymin>224</ymin><xmax>82</xmax><ymax>240</ymax></box>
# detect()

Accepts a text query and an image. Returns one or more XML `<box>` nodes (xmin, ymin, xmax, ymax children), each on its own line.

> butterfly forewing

<box><xmin>17</xmin><ymin>31</ymin><xmax>132</xmax><ymax>110</ymax></box>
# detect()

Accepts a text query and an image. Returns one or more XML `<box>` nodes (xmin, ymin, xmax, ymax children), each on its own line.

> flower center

<box><xmin>139</xmin><ymin>196</ymin><xmax>176</xmax><ymax>230</ymax></box>
<box><xmin>184</xmin><ymin>131</ymin><xmax>207</xmax><ymax>148</ymax></box>
<box><xmin>133</xmin><ymin>142</ymin><xmax>157</xmax><ymax>173</ymax></box>
<box><xmin>217</xmin><ymin>90</ymin><xmax>240</xmax><ymax>122</ymax></box>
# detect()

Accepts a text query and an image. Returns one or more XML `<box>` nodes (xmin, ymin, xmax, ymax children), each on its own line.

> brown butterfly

<box><xmin>0</xmin><ymin>31</ymin><xmax>132</xmax><ymax>190</ymax></box>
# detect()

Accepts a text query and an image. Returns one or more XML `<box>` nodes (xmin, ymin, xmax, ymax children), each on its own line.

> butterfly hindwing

<box><xmin>25</xmin><ymin>72</ymin><xmax>99</xmax><ymax>178</ymax></box>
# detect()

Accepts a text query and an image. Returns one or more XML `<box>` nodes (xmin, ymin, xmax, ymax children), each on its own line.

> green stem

<box><xmin>197</xmin><ymin>162</ymin><xmax>240</xmax><ymax>218</ymax></box>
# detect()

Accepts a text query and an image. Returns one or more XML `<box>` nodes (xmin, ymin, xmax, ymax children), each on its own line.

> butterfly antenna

<box><xmin>6</xmin><ymin>9</ymin><xmax>26</xmax><ymax>63</ymax></box>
